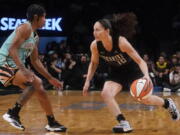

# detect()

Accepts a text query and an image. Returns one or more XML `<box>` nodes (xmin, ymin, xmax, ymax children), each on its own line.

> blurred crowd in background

<box><xmin>24</xmin><ymin>40</ymin><xmax>180</xmax><ymax>92</ymax></box>
<box><xmin>0</xmin><ymin>0</ymin><xmax>180</xmax><ymax>92</ymax></box>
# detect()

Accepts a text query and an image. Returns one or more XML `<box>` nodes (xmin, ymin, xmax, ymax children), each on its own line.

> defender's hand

<box><xmin>83</xmin><ymin>81</ymin><xmax>90</xmax><ymax>96</ymax></box>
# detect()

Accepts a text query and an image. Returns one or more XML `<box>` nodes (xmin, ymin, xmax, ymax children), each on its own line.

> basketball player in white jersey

<box><xmin>83</xmin><ymin>12</ymin><xmax>180</xmax><ymax>133</ymax></box>
<box><xmin>0</xmin><ymin>4</ymin><xmax>66</xmax><ymax>132</ymax></box>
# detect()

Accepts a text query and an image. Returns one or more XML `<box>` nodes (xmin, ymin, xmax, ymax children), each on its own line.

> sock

<box><xmin>116</xmin><ymin>114</ymin><xmax>126</xmax><ymax>122</ymax></box>
<box><xmin>47</xmin><ymin>115</ymin><xmax>55</xmax><ymax>125</ymax></box>
<box><xmin>163</xmin><ymin>99</ymin><xmax>170</xmax><ymax>109</ymax></box>
<box><xmin>10</xmin><ymin>102</ymin><xmax>22</xmax><ymax>116</ymax></box>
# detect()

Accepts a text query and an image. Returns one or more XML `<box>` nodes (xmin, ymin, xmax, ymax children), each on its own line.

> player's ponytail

<box><xmin>110</xmin><ymin>12</ymin><xmax>138</xmax><ymax>39</ymax></box>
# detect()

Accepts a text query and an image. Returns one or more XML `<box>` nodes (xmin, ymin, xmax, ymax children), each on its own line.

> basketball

<box><xmin>130</xmin><ymin>78</ymin><xmax>153</xmax><ymax>101</ymax></box>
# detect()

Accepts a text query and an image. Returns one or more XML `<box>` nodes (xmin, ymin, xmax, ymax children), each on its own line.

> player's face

<box><xmin>143</xmin><ymin>54</ymin><xmax>149</xmax><ymax>61</ymax></box>
<box><xmin>158</xmin><ymin>56</ymin><xmax>165</xmax><ymax>64</ymax></box>
<box><xmin>93</xmin><ymin>22</ymin><xmax>109</xmax><ymax>41</ymax></box>
<box><xmin>37</xmin><ymin>13</ymin><xmax>46</xmax><ymax>28</ymax></box>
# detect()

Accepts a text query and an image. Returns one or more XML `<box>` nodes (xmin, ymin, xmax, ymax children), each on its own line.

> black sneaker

<box><xmin>113</xmin><ymin>120</ymin><xmax>133</xmax><ymax>133</ymax></box>
<box><xmin>2</xmin><ymin>109</ymin><xmax>25</xmax><ymax>130</ymax></box>
<box><xmin>167</xmin><ymin>98</ymin><xmax>180</xmax><ymax>120</ymax></box>
<box><xmin>45</xmin><ymin>121</ymin><xmax>67</xmax><ymax>132</ymax></box>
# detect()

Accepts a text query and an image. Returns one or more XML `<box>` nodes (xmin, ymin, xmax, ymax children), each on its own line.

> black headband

<box><xmin>98</xmin><ymin>19</ymin><xmax>112</xmax><ymax>30</ymax></box>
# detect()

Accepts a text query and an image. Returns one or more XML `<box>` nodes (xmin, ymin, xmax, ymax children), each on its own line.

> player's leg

<box><xmin>140</xmin><ymin>95</ymin><xmax>180</xmax><ymax>120</ymax></box>
<box><xmin>3</xmin><ymin>69</ymin><xmax>66</xmax><ymax>132</ymax></box>
<box><xmin>101</xmin><ymin>81</ymin><xmax>132</xmax><ymax>133</ymax></box>
<box><xmin>101</xmin><ymin>81</ymin><xmax>122</xmax><ymax>116</ymax></box>
<box><xmin>3</xmin><ymin>70</ymin><xmax>35</xmax><ymax>130</ymax></box>
<box><xmin>32</xmin><ymin>75</ymin><xmax>66</xmax><ymax>132</ymax></box>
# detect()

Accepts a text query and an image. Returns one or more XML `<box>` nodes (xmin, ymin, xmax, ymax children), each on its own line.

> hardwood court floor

<box><xmin>0</xmin><ymin>90</ymin><xmax>180</xmax><ymax>135</ymax></box>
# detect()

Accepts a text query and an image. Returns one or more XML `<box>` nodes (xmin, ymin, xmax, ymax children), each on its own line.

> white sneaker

<box><xmin>2</xmin><ymin>109</ymin><xmax>25</xmax><ymax>130</ymax></box>
<box><xmin>167</xmin><ymin>98</ymin><xmax>180</xmax><ymax>120</ymax></box>
<box><xmin>112</xmin><ymin>120</ymin><xmax>133</xmax><ymax>133</ymax></box>
<box><xmin>45</xmin><ymin>121</ymin><xmax>67</xmax><ymax>132</ymax></box>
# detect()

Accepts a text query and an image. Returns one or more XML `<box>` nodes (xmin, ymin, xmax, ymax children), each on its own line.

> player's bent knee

<box><xmin>101</xmin><ymin>90</ymin><xmax>111</xmax><ymax>99</ymax></box>
<box><xmin>32</xmin><ymin>76</ymin><xmax>43</xmax><ymax>88</ymax></box>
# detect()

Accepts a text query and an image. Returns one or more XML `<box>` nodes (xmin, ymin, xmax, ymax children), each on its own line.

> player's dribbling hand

<box><xmin>83</xmin><ymin>81</ymin><xmax>90</xmax><ymax>96</ymax></box>
<box><xmin>143</xmin><ymin>75</ymin><xmax>153</xmax><ymax>86</ymax></box>
<box><xmin>48</xmin><ymin>77</ymin><xmax>63</xmax><ymax>89</ymax></box>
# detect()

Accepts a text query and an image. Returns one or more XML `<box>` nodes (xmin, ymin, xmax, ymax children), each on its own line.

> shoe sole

<box><xmin>45</xmin><ymin>128</ymin><xmax>67</xmax><ymax>132</ymax></box>
<box><xmin>2</xmin><ymin>114</ymin><xmax>25</xmax><ymax>131</ymax></box>
<box><xmin>45</xmin><ymin>125</ymin><xmax>67</xmax><ymax>132</ymax></box>
<box><xmin>113</xmin><ymin>128</ymin><xmax>133</xmax><ymax>133</ymax></box>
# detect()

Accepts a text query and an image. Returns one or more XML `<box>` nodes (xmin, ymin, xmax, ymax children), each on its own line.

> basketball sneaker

<box><xmin>167</xmin><ymin>98</ymin><xmax>180</xmax><ymax>120</ymax></box>
<box><xmin>45</xmin><ymin>120</ymin><xmax>67</xmax><ymax>132</ymax></box>
<box><xmin>2</xmin><ymin>109</ymin><xmax>25</xmax><ymax>130</ymax></box>
<box><xmin>112</xmin><ymin>120</ymin><xmax>133</xmax><ymax>133</ymax></box>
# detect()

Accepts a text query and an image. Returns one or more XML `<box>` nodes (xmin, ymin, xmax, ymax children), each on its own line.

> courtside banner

<box><xmin>0</xmin><ymin>17</ymin><xmax>62</xmax><ymax>31</ymax></box>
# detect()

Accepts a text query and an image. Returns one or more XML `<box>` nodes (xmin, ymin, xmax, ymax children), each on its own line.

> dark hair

<box><xmin>98</xmin><ymin>19</ymin><xmax>112</xmax><ymax>30</ymax></box>
<box><xmin>26</xmin><ymin>4</ymin><xmax>46</xmax><ymax>22</ymax></box>
<box><xmin>98</xmin><ymin>12</ymin><xmax>138</xmax><ymax>39</ymax></box>
<box><xmin>98</xmin><ymin>19</ymin><xmax>112</xmax><ymax>36</ymax></box>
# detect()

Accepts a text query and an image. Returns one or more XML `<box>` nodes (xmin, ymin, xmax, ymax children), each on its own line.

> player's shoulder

<box><xmin>90</xmin><ymin>40</ymin><xmax>99</xmax><ymax>53</ymax></box>
<box><xmin>17</xmin><ymin>22</ymin><xmax>31</xmax><ymax>31</ymax></box>
<box><xmin>91</xmin><ymin>40</ymin><xmax>97</xmax><ymax>46</ymax></box>
<box><xmin>16</xmin><ymin>22</ymin><xmax>32</xmax><ymax>37</ymax></box>
<box><xmin>118</xmin><ymin>36</ymin><xmax>131</xmax><ymax>52</ymax></box>
<box><xmin>119</xmin><ymin>36</ymin><xmax>128</xmax><ymax>43</ymax></box>
<box><xmin>119</xmin><ymin>36</ymin><xmax>131</xmax><ymax>47</ymax></box>
<box><xmin>90</xmin><ymin>40</ymin><xmax>98</xmax><ymax>48</ymax></box>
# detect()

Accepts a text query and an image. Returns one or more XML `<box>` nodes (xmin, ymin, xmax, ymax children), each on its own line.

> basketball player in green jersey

<box><xmin>83</xmin><ymin>13</ymin><xmax>180</xmax><ymax>133</ymax></box>
<box><xmin>0</xmin><ymin>4</ymin><xmax>66</xmax><ymax>132</ymax></box>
